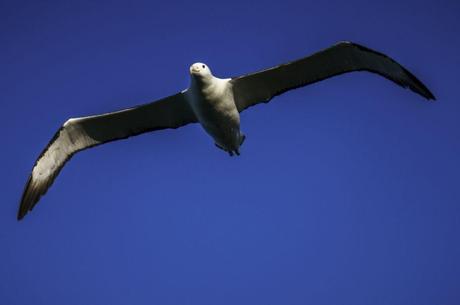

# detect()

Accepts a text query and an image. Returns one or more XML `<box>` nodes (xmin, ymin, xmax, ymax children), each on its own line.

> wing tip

<box><xmin>17</xmin><ymin>175</ymin><xmax>40</xmax><ymax>221</ymax></box>
<box><xmin>17</xmin><ymin>198</ymin><xmax>31</xmax><ymax>221</ymax></box>
<box><xmin>340</xmin><ymin>40</ymin><xmax>437</xmax><ymax>101</ymax></box>
<box><xmin>17</xmin><ymin>194</ymin><xmax>40</xmax><ymax>221</ymax></box>
<box><xmin>425</xmin><ymin>91</ymin><xmax>437</xmax><ymax>101</ymax></box>
<box><xmin>17</xmin><ymin>210</ymin><xmax>26</xmax><ymax>221</ymax></box>
<box><xmin>17</xmin><ymin>176</ymin><xmax>31</xmax><ymax>221</ymax></box>
<box><xmin>400</xmin><ymin>66</ymin><xmax>437</xmax><ymax>101</ymax></box>
<box><xmin>17</xmin><ymin>200</ymin><xmax>30</xmax><ymax>222</ymax></box>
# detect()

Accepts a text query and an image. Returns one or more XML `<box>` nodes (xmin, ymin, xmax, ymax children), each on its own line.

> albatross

<box><xmin>18</xmin><ymin>41</ymin><xmax>435</xmax><ymax>220</ymax></box>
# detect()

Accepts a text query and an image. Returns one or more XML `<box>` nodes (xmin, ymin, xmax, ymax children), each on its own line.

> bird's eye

<box><xmin>202</xmin><ymin>65</ymin><xmax>205</xmax><ymax>69</ymax></box>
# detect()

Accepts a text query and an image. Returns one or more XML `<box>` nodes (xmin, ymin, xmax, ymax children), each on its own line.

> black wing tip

<box><xmin>404</xmin><ymin>69</ymin><xmax>436</xmax><ymax>101</ymax></box>
<box><xmin>421</xmin><ymin>89</ymin><xmax>436</xmax><ymax>101</ymax></box>
<box><xmin>17</xmin><ymin>210</ymin><xmax>26</xmax><ymax>221</ymax></box>
<box><xmin>17</xmin><ymin>197</ymin><xmax>32</xmax><ymax>221</ymax></box>
<box><xmin>400</xmin><ymin>66</ymin><xmax>437</xmax><ymax>101</ymax></box>
<box><xmin>18</xmin><ymin>195</ymin><xmax>40</xmax><ymax>221</ymax></box>
<box><xmin>337</xmin><ymin>41</ymin><xmax>436</xmax><ymax>101</ymax></box>
<box><xmin>17</xmin><ymin>175</ymin><xmax>40</xmax><ymax>221</ymax></box>
<box><xmin>17</xmin><ymin>177</ymin><xmax>32</xmax><ymax>221</ymax></box>
<box><xmin>17</xmin><ymin>199</ymin><xmax>31</xmax><ymax>221</ymax></box>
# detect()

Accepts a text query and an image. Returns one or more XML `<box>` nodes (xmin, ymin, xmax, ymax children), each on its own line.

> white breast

<box><xmin>186</xmin><ymin>77</ymin><xmax>241</xmax><ymax>150</ymax></box>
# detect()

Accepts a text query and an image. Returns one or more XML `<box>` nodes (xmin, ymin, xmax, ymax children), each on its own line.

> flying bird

<box><xmin>18</xmin><ymin>41</ymin><xmax>435</xmax><ymax>220</ymax></box>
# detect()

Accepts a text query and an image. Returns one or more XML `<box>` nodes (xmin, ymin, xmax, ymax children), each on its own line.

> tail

<box><xmin>214</xmin><ymin>132</ymin><xmax>246</xmax><ymax>156</ymax></box>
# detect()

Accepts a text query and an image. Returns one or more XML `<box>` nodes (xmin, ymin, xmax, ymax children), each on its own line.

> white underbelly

<box><xmin>189</xmin><ymin>95</ymin><xmax>241</xmax><ymax>149</ymax></box>
<box><xmin>199</xmin><ymin>100</ymin><xmax>240</xmax><ymax>147</ymax></box>
<box><xmin>186</xmin><ymin>77</ymin><xmax>243</xmax><ymax>150</ymax></box>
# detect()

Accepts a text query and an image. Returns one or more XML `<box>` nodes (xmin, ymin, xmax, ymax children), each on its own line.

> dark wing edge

<box><xmin>18</xmin><ymin>91</ymin><xmax>197</xmax><ymax>220</ymax></box>
<box><xmin>230</xmin><ymin>41</ymin><xmax>436</xmax><ymax>112</ymax></box>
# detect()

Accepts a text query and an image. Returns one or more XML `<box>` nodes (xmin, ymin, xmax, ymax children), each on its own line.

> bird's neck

<box><xmin>190</xmin><ymin>75</ymin><xmax>214</xmax><ymax>89</ymax></box>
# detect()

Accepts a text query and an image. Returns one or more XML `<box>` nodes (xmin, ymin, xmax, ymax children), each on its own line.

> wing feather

<box><xmin>231</xmin><ymin>41</ymin><xmax>435</xmax><ymax>112</ymax></box>
<box><xmin>18</xmin><ymin>91</ymin><xmax>196</xmax><ymax>220</ymax></box>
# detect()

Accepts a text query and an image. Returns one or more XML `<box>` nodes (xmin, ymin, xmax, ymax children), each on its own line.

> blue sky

<box><xmin>1</xmin><ymin>0</ymin><xmax>459</xmax><ymax>304</ymax></box>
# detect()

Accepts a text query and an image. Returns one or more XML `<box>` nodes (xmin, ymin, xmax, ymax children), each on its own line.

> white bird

<box><xmin>18</xmin><ymin>41</ymin><xmax>435</xmax><ymax>220</ymax></box>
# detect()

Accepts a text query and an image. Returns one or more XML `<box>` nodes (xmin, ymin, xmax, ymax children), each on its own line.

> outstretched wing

<box><xmin>18</xmin><ymin>91</ymin><xmax>197</xmax><ymax>220</ymax></box>
<box><xmin>231</xmin><ymin>41</ymin><xmax>435</xmax><ymax>112</ymax></box>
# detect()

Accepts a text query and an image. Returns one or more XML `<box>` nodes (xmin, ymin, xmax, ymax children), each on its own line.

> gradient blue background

<box><xmin>1</xmin><ymin>0</ymin><xmax>459</xmax><ymax>304</ymax></box>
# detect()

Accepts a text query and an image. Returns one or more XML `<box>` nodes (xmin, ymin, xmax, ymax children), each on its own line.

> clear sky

<box><xmin>1</xmin><ymin>0</ymin><xmax>459</xmax><ymax>304</ymax></box>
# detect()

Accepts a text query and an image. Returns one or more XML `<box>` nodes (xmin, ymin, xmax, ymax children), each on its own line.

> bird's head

<box><xmin>189</xmin><ymin>62</ymin><xmax>213</xmax><ymax>79</ymax></box>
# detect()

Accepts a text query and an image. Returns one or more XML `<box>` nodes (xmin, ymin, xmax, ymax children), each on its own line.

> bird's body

<box><xmin>186</xmin><ymin>64</ymin><xmax>243</xmax><ymax>155</ymax></box>
<box><xmin>17</xmin><ymin>41</ymin><xmax>436</xmax><ymax>220</ymax></box>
